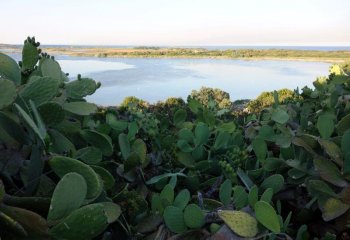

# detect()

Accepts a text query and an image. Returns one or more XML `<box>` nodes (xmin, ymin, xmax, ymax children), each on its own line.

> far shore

<box><xmin>1</xmin><ymin>45</ymin><xmax>349</xmax><ymax>63</ymax></box>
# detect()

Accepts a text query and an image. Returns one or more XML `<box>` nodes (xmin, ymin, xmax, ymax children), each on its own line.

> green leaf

<box><xmin>146</xmin><ymin>172</ymin><xmax>187</xmax><ymax>185</ymax></box>
<box><xmin>47</xmin><ymin>173</ymin><xmax>87</xmax><ymax>223</ymax></box>
<box><xmin>0</xmin><ymin>52</ymin><xmax>21</xmax><ymax>85</ymax></box>
<box><xmin>233</xmin><ymin>186</ymin><xmax>248</xmax><ymax>209</ymax></box>
<box><xmin>194</xmin><ymin>122</ymin><xmax>210</xmax><ymax>146</ymax></box>
<box><xmin>81</xmin><ymin>130</ymin><xmax>113</xmax><ymax>156</ymax></box>
<box><xmin>63</xmin><ymin>102</ymin><xmax>97</xmax><ymax>116</ymax></box>
<box><xmin>219</xmin><ymin>179</ymin><xmax>232</xmax><ymax>206</ymax></box>
<box><xmin>131</xmin><ymin>139</ymin><xmax>147</xmax><ymax>164</ymax></box>
<box><xmin>254</xmin><ymin>201</ymin><xmax>281</xmax><ymax>233</ymax></box>
<box><xmin>252</xmin><ymin>137</ymin><xmax>267</xmax><ymax>161</ymax></box>
<box><xmin>218</xmin><ymin>210</ymin><xmax>258</xmax><ymax>238</ymax></box>
<box><xmin>183</xmin><ymin>204</ymin><xmax>205</xmax><ymax>229</ymax></box>
<box><xmin>0</xmin><ymin>78</ymin><xmax>17</xmax><ymax>109</ymax></box>
<box><xmin>40</xmin><ymin>58</ymin><xmax>62</xmax><ymax>81</ymax></box>
<box><xmin>174</xmin><ymin>109</ymin><xmax>187</xmax><ymax>126</ymax></box>
<box><xmin>317</xmin><ymin>113</ymin><xmax>335</xmax><ymax>139</ymax></box>
<box><xmin>271</xmin><ymin>108</ymin><xmax>289</xmax><ymax>124</ymax></box>
<box><xmin>313</xmin><ymin>157</ymin><xmax>347</xmax><ymax>187</ymax></box>
<box><xmin>163</xmin><ymin>206</ymin><xmax>187</xmax><ymax>234</ymax></box>
<box><xmin>160</xmin><ymin>184</ymin><xmax>174</xmax><ymax>205</ymax></box>
<box><xmin>319</xmin><ymin>197</ymin><xmax>350</xmax><ymax>221</ymax></box>
<box><xmin>118</xmin><ymin>133</ymin><xmax>130</xmax><ymax>160</ymax></box>
<box><xmin>261</xmin><ymin>174</ymin><xmax>284</xmax><ymax>194</ymax></box>
<box><xmin>173</xmin><ymin>189</ymin><xmax>190</xmax><ymax>210</ymax></box>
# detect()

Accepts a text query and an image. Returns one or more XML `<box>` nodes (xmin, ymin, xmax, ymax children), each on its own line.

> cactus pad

<box><xmin>80</xmin><ymin>130</ymin><xmax>113</xmax><ymax>156</ymax></box>
<box><xmin>163</xmin><ymin>206</ymin><xmax>187</xmax><ymax>234</ymax></box>
<box><xmin>48</xmin><ymin>156</ymin><xmax>102</xmax><ymax>201</ymax></box>
<box><xmin>0</xmin><ymin>52</ymin><xmax>21</xmax><ymax>85</ymax></box>
<box><xmin>66</xmin><ymin>78</ymin><xmax>99</xmax><ymax>99</ymax></box>
<box><xmin>40</xmin><ymin>58</ymin><xmax>62</xmax><ymax>81</ymax></box>
<box><xmin>47</xmin><ymin>172</ymin><xmax>87</xmax><ymax>223</ymax></box>
<box><xmin>63</xmin><ymin>101</ymin><xmax>97</xmax><ymax>116</ymax></box>
<box><xmin>183</xmin><ymin>204</ymin><xmax>205</xmax><ymax>229</ymax></box>
<box><xmin>0</xmin><ymin>78</ymin><xmax>17</xmax><ymax>109</ymax></box>
<box><xmin>49</xmin><ymin>203</ymin><xmax>108</xmax><ymax>240</ymax></box>
<box><xmin>20</xmin><ymin>77</ymin><xmax>60</xmax><ymax>106</ymax></box>
<box><xmin>218</xmin><ymin>210</ymin><xmax>258</xmax><ymax>238</ymax></box>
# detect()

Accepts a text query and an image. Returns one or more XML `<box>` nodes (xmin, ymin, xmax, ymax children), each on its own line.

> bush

<box><xmin>246</xmin><ymin>88</ymin><xmax>299</xmax><ymax>113</ymax></box>
<box><xmin>188</xmin><ymin>87</ymin><xmax>232</xmax><ymax>110</ymax></box>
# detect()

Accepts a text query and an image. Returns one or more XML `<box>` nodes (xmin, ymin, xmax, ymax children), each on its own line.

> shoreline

<box><xmin>1</xmin><ymin>47</ymin><xmax>349</xmax><ymax>63</ymax></box>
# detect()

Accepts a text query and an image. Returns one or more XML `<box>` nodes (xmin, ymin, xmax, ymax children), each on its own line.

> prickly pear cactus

<box><xmin>0</xmin><ymin>78</ymin><xmax>17</xmax><ymax>109</ymax></box>
<box><xmin>47</xmin><ymin>172</ymin><xmax>87</xmax><ymax>224</ymax></box>
<box><xmin>163</xmin><ymin>206</ymin><xmax>187</xmax><ymax>234</ymax></box>
<box><xmin>49</xmin><ymin>203</ymin><xmax>108</xmax><ymax>240</ymax></box>
<box><xmin>40</xmin><ymin>57</ymin><xmax>62</xmax><ymax>81</ymax></box>
<box><xmin>66</xmin><ymin>76</ymin><xmax>101</xmax><ymax>99</ymax></box>
<box><xmin>37</xmin><ymin>102</ymin><xmax>65</xmax><ymax>126</ymax></box>
<box><xmin>0</xmin><ymin>52</ymin><xmax>21</xmax><ymax>85</ymax></box>
<box><xmin>48</xmin><ymin>156</ymin><xmax>102</xmax><ymax>201</ymax></box>
<box><xmin>183</xmin><ymin>204</ymin><xmax>205</xmax><ymax>229</ymax></box>
<box><xmin>22</xmin><ymin>36</ymin><xmax>40</xmax><ymax>72</ymax></box>
<box><xmin>218</xmin><ymin>210</ymin><xmax>258</xmax><ymax>238</ymax></box>
<box><xmin>20</xmin><ymin>77</ymin><xmax>60</xmax><ymax>106</ymax></box>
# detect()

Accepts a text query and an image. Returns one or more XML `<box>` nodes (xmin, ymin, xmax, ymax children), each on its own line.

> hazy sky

<box><xmin>1</xmin><ymin>0</ymin><xmax>350</xmax><ymax>45</ymax></box>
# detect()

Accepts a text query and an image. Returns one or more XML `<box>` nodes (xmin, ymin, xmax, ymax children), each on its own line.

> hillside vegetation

<box><xmin>1</xmin><ymin>43</ymin><xmax>350</xmax><ymax>62</ymax></box>
<box><xmin>0</xmin><ymin>37</ymin><xmax>350</xmax><ymax>239</ymax></box>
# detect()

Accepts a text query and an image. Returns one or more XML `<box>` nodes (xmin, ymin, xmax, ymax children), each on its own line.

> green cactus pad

<box><xmin>254</xmin><ymin>200</ymin><xmax>281</xmax><ymax>233</ymax></box>
<box><xmin>49</xmin><ymin>129</ymin><xmax>76</xmax><ymax>154</ymax></box>
<box><xmin>218</xmin><ymin>210</ymin><xmax>258</xmax><ymax>238</ymax></box>
<box><xmin>47</xmin><ymin>172</ymin><xmax>87</xmax><ymax>223</ymax></box>
<box><xmin>131</xmin><ymin>139</ymin><xmax>147</xmax><ymax>164</ymax></box>
<box><xmin>173</xmin><ymin>189</ymin><xmax>190</xmax><ymax>210</ymax></box>
<box><xmin>100</xmin><ymin>202</ymin><xmax>121</xmax><ymax>223</ymax></box>
<box><xmin>260</xmin><ymin>174</ymin><xmax>284</xmax><ymax>194</ymax></box>
<box><xmin>22</xmin><ymin>41</ymin><xmax>39</xmax><ymax>71</ymax></box>
<box><xmin>40</xmin><ymin>58</ymin><xmax>62</xmax><ymax>81</ymax></box>
<box><xmin>163</xmin><ymin>206</ymin><xmax>187</xmax><ymax>234</ymax></box>
<box><xmin>75</xmin><ymin>147</ymin><xmax>102</xmax><ymax>164</ymax></box>
<box><xmin>48</xmin><ymin>156</ymin><xmax>102</xmax><ymax>201</ymax></box>
<box><xmin>0</xmin><ymin>211</ymin><xmax>28</xmax><ymax>237</ymax></box>
<box><xmin>81</xmin><ymin>130</ymin><xmax>113</xmax><ymax>156</ymax></box>
<box><xmin>66</xmin><ymin>78</ymin><xmax>99</xmax><ymax>99</ymax></box>
<box><xmin>183</xmin><ymin>204</ymin><xmax>205</xmax><ymax>229</ymax></box>
<box><xmin>63</xmin><ymin>101</ymin><xmax>97</xmax><ymax>116</ymax></box>
<box><xmin>0</xmin><ymin>78</ymin><xmax>17</xmax><ymax>109</ymax></box>
<box><xmin>0</xmin><ymin>204</ymin><xmax>48</xmax><ymax>237</ymax></box>
<box><xmin>38</xmin><ymin>102</ymin><xmax>65</xmax><ymax>126</ymax></box>
<box><xmin>20</xmin><ymin>77</ymin><xmax>60</xmax><ymax>106</ymax></box>
<box><xmin>90</xmin><ymin>165</ymin><xmax>115</xmax><ymax>190</ymax></box>
<box><xmin>0</xmin><ymin>52</ymin><xmax>21</xmax><ymax>85</ymax></box>
<box><xmin>49</xmin><ymin>203</ymin><xmax>108</xmax><ymax>240</ymax></box>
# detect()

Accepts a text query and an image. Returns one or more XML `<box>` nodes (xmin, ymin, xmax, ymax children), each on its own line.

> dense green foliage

<box><xmin>1</xmin><ymin>37</ymin><xmax>350</xmax><ymax>240</ymax></box>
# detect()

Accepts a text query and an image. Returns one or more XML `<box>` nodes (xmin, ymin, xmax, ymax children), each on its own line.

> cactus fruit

<box><xmin>63</xmin><ymin>101</ymin><xmax>97</xmax><ymax>116</ymax></box>
<box><xmin>49</xmin><ymin>203</ymin><xmax>108</xmax><ymax>240</ymax></box>
<box><xmin>80</xmin><ymin>130</ymin><xmax>113</xmax><ymax>156</ymax></box>
<box><xmin>47</xmin><ymin>173</ymin><xmax>87</xmax><ymax>223</ymax></box>
<box><xmin>0</xmin><ymin>78</ymin><xmax>17</xmax><ymax>109</ymax></box>
<box><xmin>48</xmin><ymin>156</ymin><xmax>103</xmax><ymax>201</ymax></box>
<box><xmin>183</xmin><ymin>204</ymin><xmax>205</xmax><ymax>229</ymax></box>
<box><xmin>65</xmin><ymin>78</ymin><xmax>99</xmax><ymax>99</ymax></box>
<box><xmin>20</xmin><ymin>77</ymin><xmax>60</xmax><ymax>106</ymax></box>
<box><xmin>218</xmin><ymin>210</ymin><xmax>258</xmax><ymax>238</ymax></box>
<box><xmin>163</xmin><ymin>206</ymin><xmax>187</xmax><ymax>234</ymax></box>
<box><xmin>0</xmin><ymin>52</ymin><xmax>21</xmax><ymax>85</ymax></box>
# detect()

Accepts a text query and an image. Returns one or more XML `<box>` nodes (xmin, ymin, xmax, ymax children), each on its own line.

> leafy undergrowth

<box><xmin>0</xmin><ymin>37</ymin><xmax>350</xmax><ymax>240</ymax></box>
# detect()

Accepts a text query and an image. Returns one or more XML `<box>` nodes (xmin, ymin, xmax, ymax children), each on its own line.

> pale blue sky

<box><xmin>1</xmin><ymin>0</ymin><xmax>350</xmax><ymax>45</ymax></box>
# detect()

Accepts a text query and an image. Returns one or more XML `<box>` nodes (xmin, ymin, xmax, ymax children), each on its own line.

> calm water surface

<box><xmin>6</xmin><ymin>54</ymin><xmax>330</xmax><ymax>106</ymax></box>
